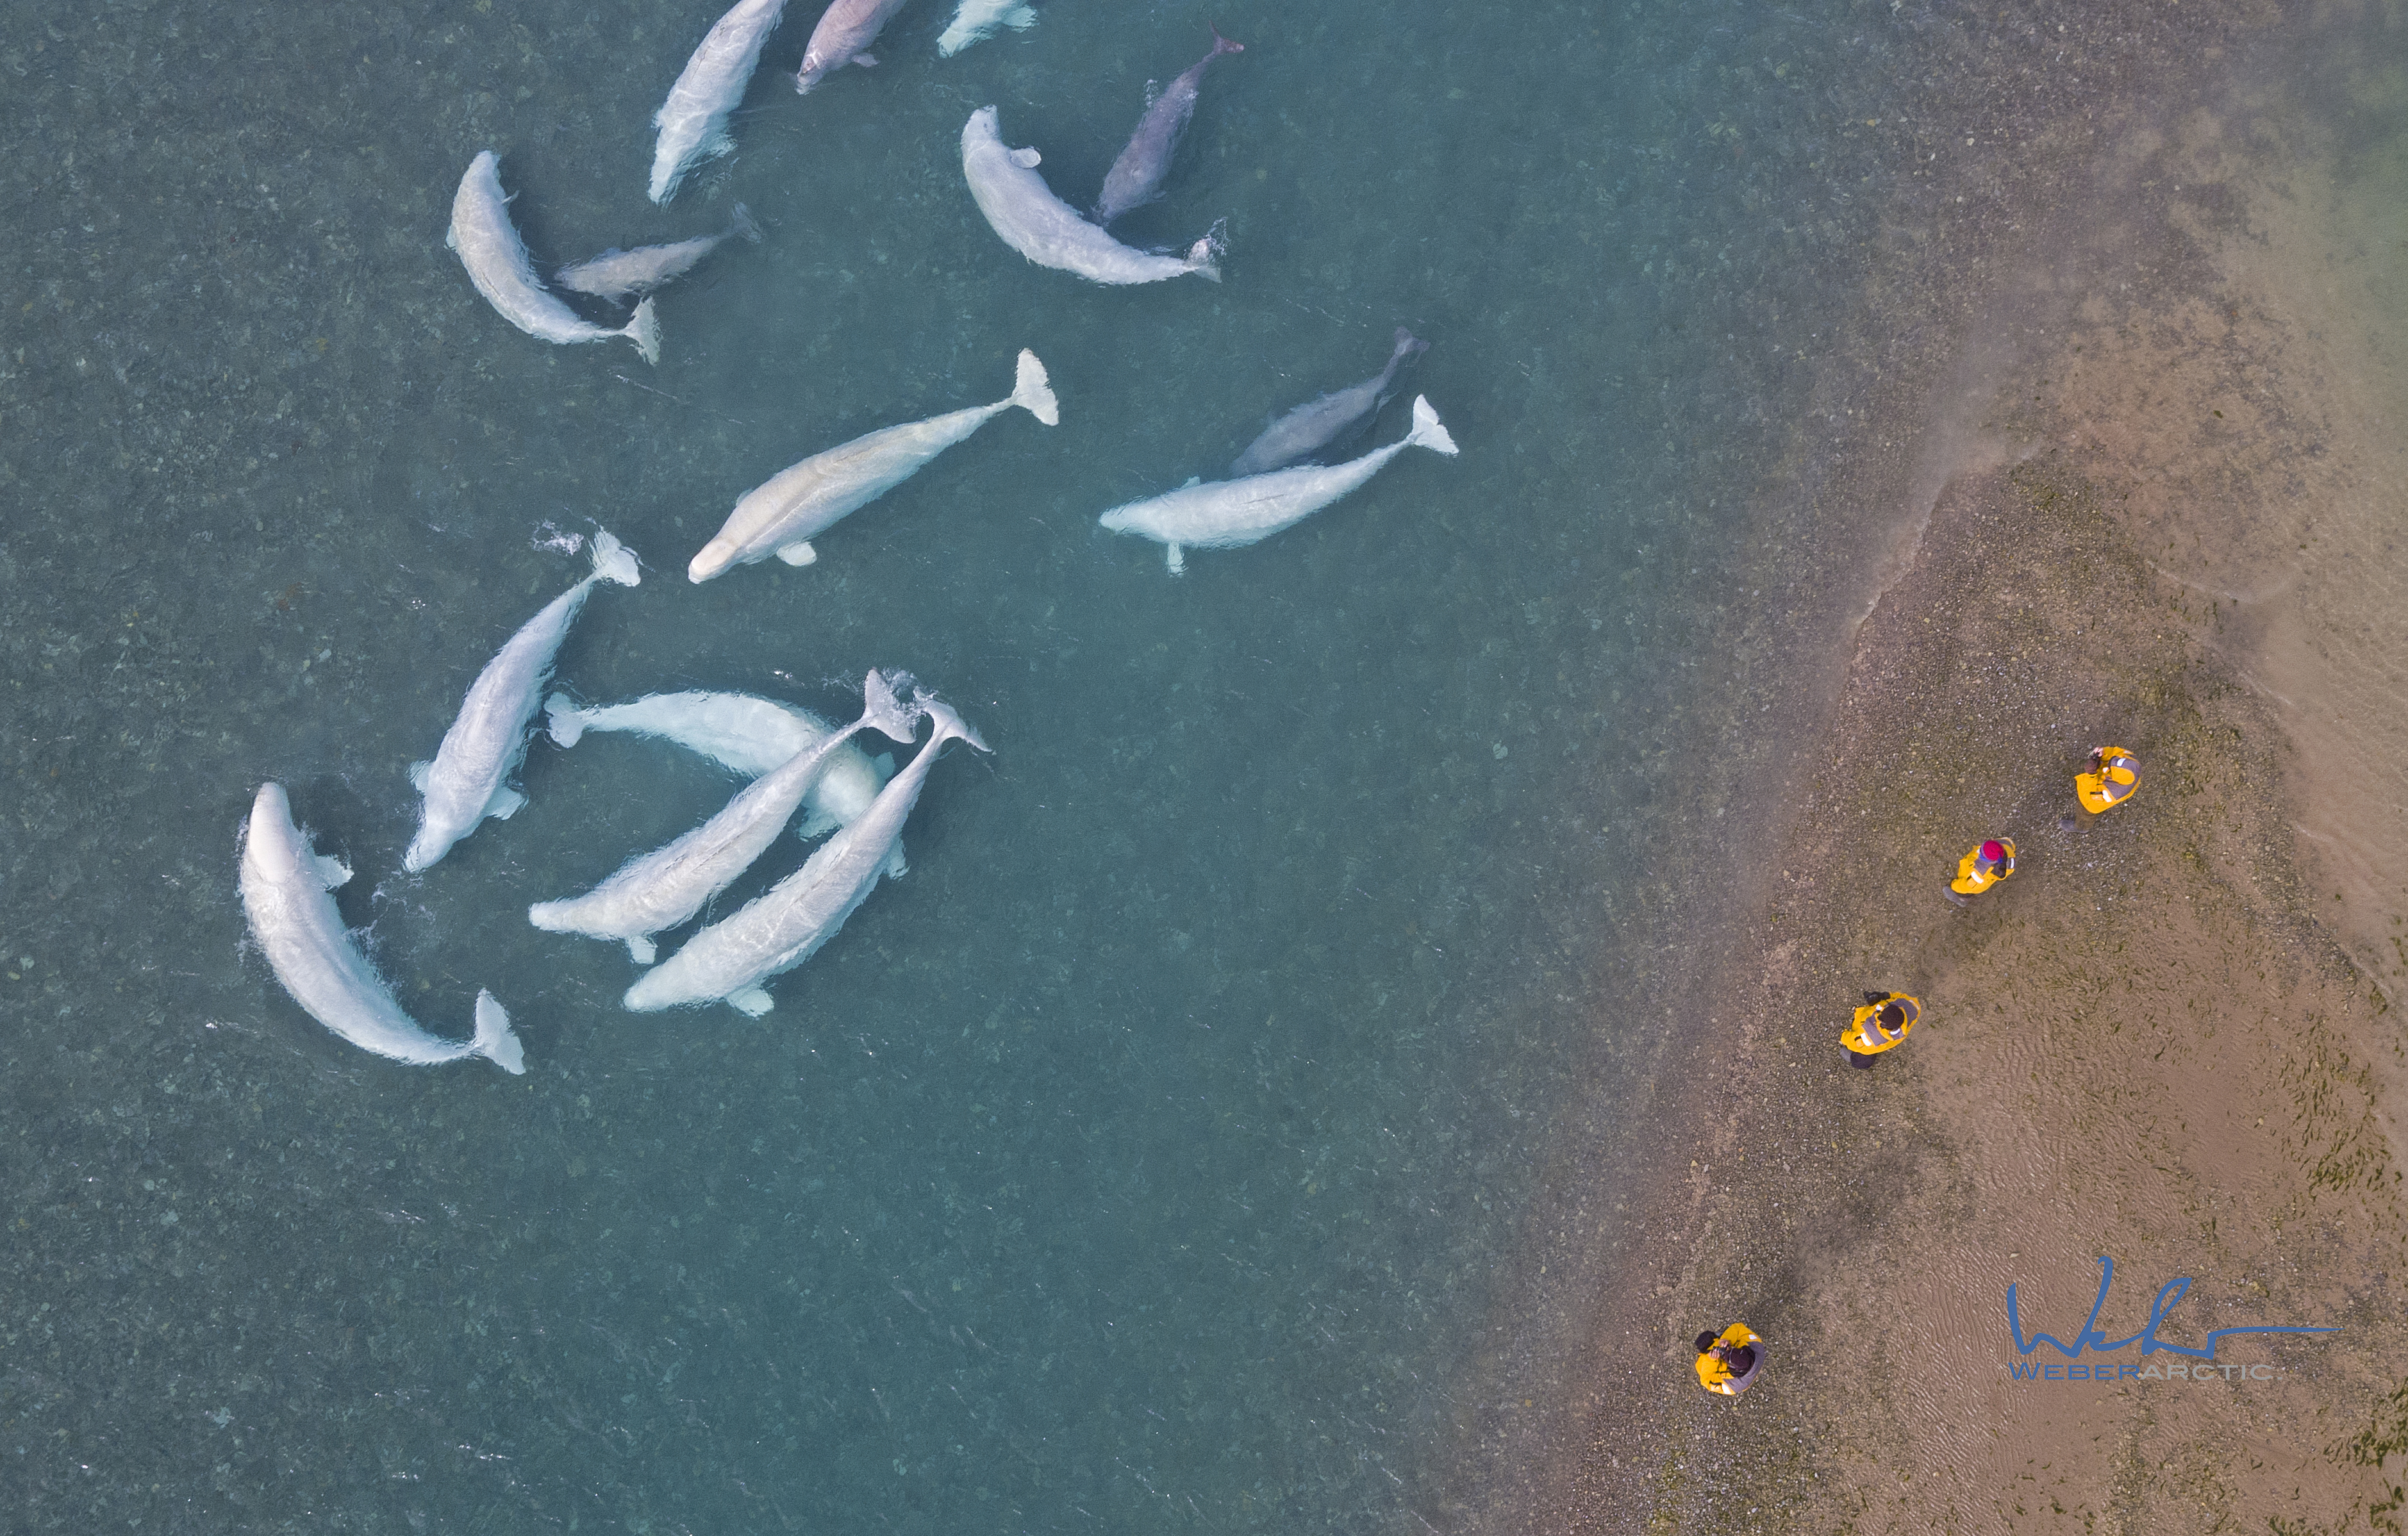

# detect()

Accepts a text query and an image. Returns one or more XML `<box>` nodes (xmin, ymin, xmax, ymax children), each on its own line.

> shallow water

<box><xmin>3</xmin><ymin>0</ymin><xmax>2018</xmax><ymax>1528</ymax></box>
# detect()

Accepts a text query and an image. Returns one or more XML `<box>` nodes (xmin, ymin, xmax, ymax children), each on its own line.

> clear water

<box><xmin>4</xmin><ymin>0</ymin><xmax>1939</xmax><ymax>1529</ymax></box>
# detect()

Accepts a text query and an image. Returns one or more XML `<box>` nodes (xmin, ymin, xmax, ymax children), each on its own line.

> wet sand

<box><xmin>1616</xmin><ymin>18</ymin><xmax>2407</xmax><ymax>1535</ymax></box>
<box><xmin>1459</xmin><ymin>7</ymin><xmax>2408</xmax><ymax>1533</ymax></box>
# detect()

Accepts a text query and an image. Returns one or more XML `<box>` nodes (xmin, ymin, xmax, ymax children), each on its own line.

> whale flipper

<box><xmin>313</xmin><ymin>854</ymin><xmax>353</xmax><ymax>889</ymax></box>
<box><xmin>626</xmin><ymin>936</ymin><xmax>657</xmax><ymax>964</ymax></box>
<box><xmin>728</xmin><ymin>986</ymin><xmax>775</xmax><ymax>1017</ymax></box>
<box><xmin>776</xmin><ymin>541</ymin><xmax>818</xmax><ymax>566</ymax></box>
<box><xmin>486</xmin><ymin>785</ymin><xmax>527</xmax><ymax>820</ymax></box>
<box><xmin>1166</xmin><ymin>543</ymin><xmax>1184</xmax><ymax>575</ymax></box>
<box><xmin>409</xmin><ymin>760</ymin><xmax>432</xmax><ymax>792</ymax></box>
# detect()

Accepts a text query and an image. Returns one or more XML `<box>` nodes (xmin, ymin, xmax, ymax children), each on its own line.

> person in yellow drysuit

<box><xmin>1695</xmin><ymin>1324</ymin><xmax>1765</xmax><ymax>1396</ymax></box>
<box><xmin>1843</xmin><ymin>990</ymin><xmax>1921</xmax><ymax>1069</ymax></box>
<box><xmin>1951</xmin><ymin>838</ymin><xmax>2017</xmax><ymax>896</ymax></box>
<box><xmin>2076</xmin><ymin>745</ymin><xmax>2139</xmax><ymax>813</ymax></box>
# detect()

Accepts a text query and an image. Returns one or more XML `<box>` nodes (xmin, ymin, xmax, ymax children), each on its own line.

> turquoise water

<box><xmin>1</xmin><ymin>0</ymin><xmax>1981</xmax><ymax>1528</ymax></box>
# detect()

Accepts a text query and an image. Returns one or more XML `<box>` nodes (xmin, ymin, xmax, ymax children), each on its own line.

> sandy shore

<box><xmin>1463</xmin><ymin>8</ymin><xmax>2408</xmax><ymax>1533</ymax></box>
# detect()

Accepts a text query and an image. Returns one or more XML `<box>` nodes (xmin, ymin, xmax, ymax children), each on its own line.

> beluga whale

<box><xmin>404</xmin><ymin>530</ymin><xmax>643</xmax><ymax>872</ymax></box>
<box><xmin>1093</xmin><ymin>28</ymin><xmax>1243</xmax><ymax>227</ymax></box>
<box><xmin>528</xmin><ymin>671</ymin><xmax>922</xmax><ymax>962</ymax></box>
<box><xmin>449</xmin><ymin>152</ymin><xmax>661</xmax><ymax>363</ymax></box>
<box><xmin>623</xmin><ymin>695</ymin><xmax>989</xmax><ymax>1016</ymax></box>
<box><xmin>556</xmin><ymin>204</ymin><xmax>761</xmax><ymax>302</ymax></box>
<box><xmin>239</xmin><ymin>782</ymin><xmax>524</xmax><ymax>1073</ymax></box>
<box><xmin>1100</xmin><ymin>396</ymin><xmax>1459</xmax><ymax>574</ymax></box>
<box><xmin>688</xmin><ymin>349</ymin><xmax>1058</xmax><ymax>582</ymax></box>
<box><xmin>960</xmin><ymin>107</ymin><xmax>1224</xmax><ymax>286</ymax></box>
<box><xmin>1231</xmin><ymin>328</ymin><xmax>1429</xmax><ymax>476</ymax></box>
<box><xmin>794</xmin><ymin>0</ymin><xmax>912</xmax><ymax>93</ymax></box>
<box><xmin>937</xmin><ymin>0</ymin><xmax>1035</xmax><ymax>56</ymax></box>
<box><xmin>544</xmin><ymin>690</ymin><xmax>894</xmax><ymax>834</ymax></box>
<box><xmin>649</xmin><ymin>0</ymin><xmax>790</xmax><ymax>204</ymax></box>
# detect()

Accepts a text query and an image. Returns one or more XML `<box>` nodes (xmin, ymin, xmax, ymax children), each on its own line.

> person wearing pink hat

<box><xmin>1950</xmin><ymin>836</ymin><xmax>2017</xmax><ymax>898</ymax></box>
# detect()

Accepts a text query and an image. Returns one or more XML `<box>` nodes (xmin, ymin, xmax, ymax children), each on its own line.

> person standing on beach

<box><xmin>1950</xmin><ymin>838</ymin><xmax>2017</xmax><ymax>898</ymax></box>
<box><xmin>2076</xmin><ymin>745</ymin><xmax>2140</xmax><ymax>813</ymax></box>
<box><xmin>1695</xmin><ymin>1325</ymin><xmax>1765</xmax><ymax>1396</ymax></box>
<box><xmin>1842</xmin><ymin>991</ymin><xmax>1921</xmax><ymax>1068</ymax></box>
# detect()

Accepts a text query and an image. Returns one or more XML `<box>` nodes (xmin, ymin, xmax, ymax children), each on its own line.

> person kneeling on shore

<box><xmin>1950</xmin><ymin>838</ymin><xmax>2017</xmax><ymax>898</ymax></box>
<box><xmin>1843</xmin><ymin>991</ymin><xmax>1921</xmax><ymax>1069</ymax></box>
<box><xmin>2076</xmin><ymin>745</ymin><xmax>2140</xmax><ymax>814</ymax></box>
<box><xmin>1695</xmin><ymin>1324</ymin><xmax>1765</xmax><ymax>1396</ymax></box>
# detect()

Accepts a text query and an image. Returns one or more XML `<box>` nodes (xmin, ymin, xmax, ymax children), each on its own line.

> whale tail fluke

<box><xmin>730</xmin><ymin>202</ymin><xmax>763</xmax><ymax>243</ymax></box>
<box><xmin>920</xmin><ymin>697</ymin><xmax>993</xmax><ymax>756</ymax></box>
<box><xmin>624</xmin><ymin>297</ymin><xmax>662</xmax><ymax>365</ymax></box>
<box><xmin>590</xmin><ymin>528</ymin><xmax>642</xmax><ymax>587</ymax></box>
<box><xmin>1009</xmin><ymin>349</ymin><xmax>1060</xmax><ymax>425</ymax></box>
<box><xmin>545</xmin><ymin>692</ymin><xmax>588</xmax><ymax>747</ymax></box>
<box><xmin>1405</xmin><ymin>395</ymin><xmax>1458</xmax><ymax>457</ymax></box>
<box><xmin>472</xmin><ymin>989</ymin><xmax>527</xmax><ymax>1075</ymax></box>
<box><xmin>1185</xmin><ymin>222</ymin><xmax>1225</xmax><ymax>283</ymax></box>
<box><xmin>861</xmin><ymin>668</ymin><xmax>924</xmax><ymax>743</ymax></box>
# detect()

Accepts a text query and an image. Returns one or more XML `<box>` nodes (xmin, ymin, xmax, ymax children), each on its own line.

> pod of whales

<box><xmin>528</xmin><ymin>672</ymin><xmax>921</xmax><ymax>962</ymax></box>
<box><xmin>242</xmin><ymin>18</ymin><xmax>1472</xmax><ymax>1073</ymax></box>
<box><xmin>624</xmin><ymin>696</ymin><xmax>990</xmax><ymax>1016</ymax></box>
<box><xmin>545</xmin><ymin>690</ymin><xmax>894</xmax><ymax>836</ymax></box>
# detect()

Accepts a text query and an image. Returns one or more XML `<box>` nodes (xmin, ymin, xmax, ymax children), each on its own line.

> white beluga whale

<box><xmin>1100</xmin><ymin>395</ymin><xmax>1458</xmax><ymax>574</ymax></box>
<box><xmin>1232</xmin><ymin>328</ymin><xmax>1429</xmax><ymax>476</ymax></box>
<box><xmin>938</xmin><ymin>0</ymin><xmax>1035</xmax><ymax>56</ymax></box>
<box><xmin>623</xmin><ymin>696</ymin><xmax>989</xmax><ymax>1016</ymax></box>
<box><xmin>448</xmin><ymin>152</ymin><xmax>661</xmax><ymax>363</ymax></box>
<box><xmin>545</xmin><ymin>690</ymin><xmax>893</xmax><ymax>835</ymax></box>
<box><xmin>649</xmin><ymin>0</ymin><xmax>789</xmax><ymax>204</ymax></box>
<box><xmin>556</xmin><ymin>204</ymin><xmax>761</xmax><ymax>302</ymax></box>
<box><xmin>404</xmin><ymin>530</ymin><xmax>642</xmax><ymax>872</ymax></box>
<box><xmin>688</xmin><ymin>349</ymin><xmax>1058</xmax><ymax>582</ymax></box>
<box><xmin>239</xmin><ymin>782</ymin><xmax>524</xmax><ymax>1073</ymax></box>
<box><xmin>529</xmin><ymin>672</ymin><xmax>922</xmax><ymax>962</ymax></box>
<box><xmin>960</xmin><ymin>107</ymin><xmax>1223</xmax><ymax>286</ymax></box>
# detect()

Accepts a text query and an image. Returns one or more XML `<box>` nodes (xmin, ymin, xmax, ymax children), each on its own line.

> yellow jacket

<box><xmin>2077</xmin><ymin>746</ymin><xmax>2139</xmax><ymax>813</ymax></box>
<box><xmin>1951</xmin><ymin>839</ymin><xmax>2016</xmax><ymax>895</ymax></box>
<box><xmin>1696</xmin><ymin>1324</ymin><xmax>1764</xmax><ymax>1395</ymax></box>
<box><xmin>1843</xmin><ymin>993</ymin><xmax>1922</xmax><ymax>1056</ymax></box>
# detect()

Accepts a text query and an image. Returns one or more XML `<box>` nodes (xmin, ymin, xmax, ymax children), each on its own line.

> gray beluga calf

<box><xmin>240</xmin><ymin>783</ymin><xmax>524</xmax><ymax>1073</ymax></box>
<box><xmin>404</xmin><ymin>531</ymin><xmax>643</xmax><ymax>872</ymax></box>
<box><xmin>937</xmin><ymin>0</ymin><xmax>1034</xmax><ymax>56</ymax></box>
<box><xmin>1231</xmin><ymin>328</ymin><xmax>1429</xmax><ymax>476</ymax></box>
<box><xmin>961</xmin><ymin>107</ymin><xmax>1224</xmax><ymax>285</ymax></box>
<box><xmin>1101</xmin><ymin>395</ymin><xmax>1458</xmax><ymax>574</ymax></box>
<box><xmin>545</xmin><ymin>690</ymin><xmax>893</xmax><ymax>835</ymax></box>
<box><xmin>649</xmin><ymin>0</ymin><xmax>789</xmax><ymax>204</ymax></box>
<box><xmin>688</xmin><ymin>349</ymin><xmax>1059</xmax><ymax>582</ymax></box>
<box><xmin>556</xmin><ymin>205</ymin><xmax>761</xmax><ymax>302</ymax></box>
<box><xmin>529</xmin><ymin>672</ymin><xmax>920</xmax><ymax>962</ymax></box>
<box><xmin>624</xmin><ymin>697</ymin><xmax>990</xmax><ymax>1016</ymax></box>
<box><xmin>1093</xmin><ymin>28</ymin><xmax>1243</xmax><ymax>227</ymax></box>
<box><xmin>794</xmin><ymin>0</ymin><xmax>911</xmax><ymax>92</ymax></box>
<box><xmin>448</xmin><ymin>152</ymin><xmax>661</xmax><ymax>364</ymax></box>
